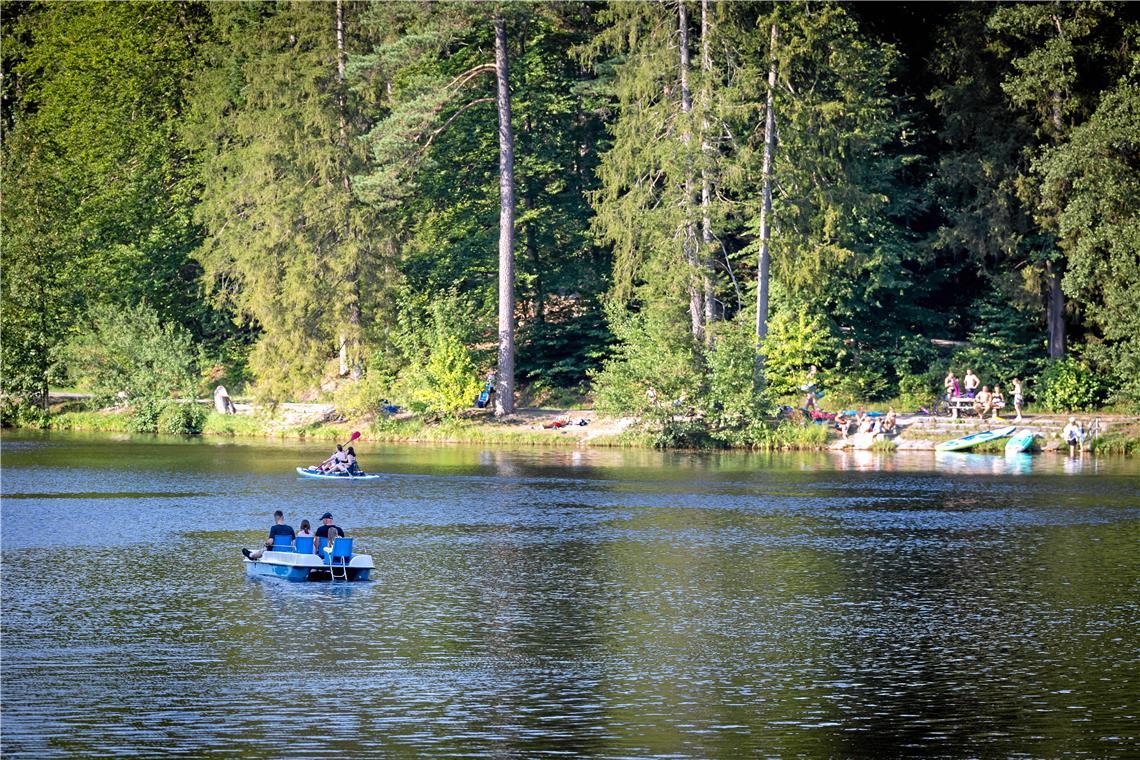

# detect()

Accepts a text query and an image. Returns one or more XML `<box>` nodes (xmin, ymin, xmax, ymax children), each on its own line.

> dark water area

<box><xmin>2</xmin><ymin>431</ymin><xmax>1138</xmax><ymax>757</ymax></box>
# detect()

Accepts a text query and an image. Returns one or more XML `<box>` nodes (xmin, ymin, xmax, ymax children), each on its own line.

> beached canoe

<box><xmin>935</xmin><ymin>425</ymin><xmax>1017</xmax><ymax>452</ymax></box>
<box><xmin>296</xmin><ymin>466</ymin><xmax>383</xmax><ymax>480</ymax></box>
<box><xmin>1004</xmin><ymin>429</ymin><xmax>1038</xmax><ymax>454</ymax></box>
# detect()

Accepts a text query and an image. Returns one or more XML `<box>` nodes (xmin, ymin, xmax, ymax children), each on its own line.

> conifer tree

<box><xmin>183</xmin><ymin>2</ymin><xmax>380</xmax><ymax>401</ymax></box>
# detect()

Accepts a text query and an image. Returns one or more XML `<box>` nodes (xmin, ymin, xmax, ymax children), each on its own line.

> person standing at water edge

<box><xmin>1062</xmin><ymin>417</ymin><xmax>1085</xmax><ymax>452</ymax></box>
<box><xmin>243</xmin><ymin>510</ymin><xmax>295</xmax><ymax>560</ymax></box>
<box><xmin>315</xmin><ymin>512</ymin><xmax>345</xmax><ymax>557</ymax></box>
<box><xmin>1012</xmin><ymin>378</ymin><xmax>1024</xmax><ymax>422</ymax></box>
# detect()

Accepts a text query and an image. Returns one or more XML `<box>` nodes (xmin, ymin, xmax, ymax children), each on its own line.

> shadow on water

<box><xmin>2</xmin><ymin>431</ymin><xmax>1138</xmax><ymax>757</ymax></box>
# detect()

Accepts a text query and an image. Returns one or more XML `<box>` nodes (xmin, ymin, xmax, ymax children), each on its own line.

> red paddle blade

<box><xmin>349</xmin><ymin>430</ymin><xmax>361</xmax><ymax>442</ymax></box>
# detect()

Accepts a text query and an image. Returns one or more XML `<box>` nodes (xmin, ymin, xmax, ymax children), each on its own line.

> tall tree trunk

<box><xmin>699</xmin><ymin>0</ymin><xmax>714</xmax><ymax>342</ymax></box>
<box><xmin>679</xmin><ymin>1</ymin><xmax>703</xmax><ymax>343</ymax></box>
<box><xmin>1046</xmin><ymin>259</ymin><xmax>1065</xmax><ymax>359</ymax></box>
<box><xmin>755</xmin><ymin>22</ymin><xmax>777</xmax><ymax>377</ymax></box>
<box><xmin>37</xmin><ymin>257</ymin><xmax>48</xmax><ymax>414</ymax></box>
<box><xmin>1045</xmin><ymin>27</ymin><xmax>1066</xmax><ymax>361</ymax></box>
<box><xmin>335</xmin><ymin>0</ymin><xmax>360</xmax><ymax>377</ymax></box>
<box><xmin>494</xmin><ymin>13</ymin><xmax>516</xmax><ymax>416</ymax></box>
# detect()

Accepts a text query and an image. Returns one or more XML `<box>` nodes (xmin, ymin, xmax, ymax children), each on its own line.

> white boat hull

<box><xmin>243</xmin><ymin>550</ymin><xmax>374</xmax><ymax>582</ymax></box>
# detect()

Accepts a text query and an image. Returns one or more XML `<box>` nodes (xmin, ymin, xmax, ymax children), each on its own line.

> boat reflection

<box><xmin>934</xmin><ymin>451</ymin><xmax>1035</xmax><ymax>476</ymax></box>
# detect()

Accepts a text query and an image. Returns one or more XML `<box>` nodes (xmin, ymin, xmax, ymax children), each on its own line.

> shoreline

<box><xmin>7</xmin><ymin>404</ymin><xmax>1137</xmax><ymax>455</ymax></box>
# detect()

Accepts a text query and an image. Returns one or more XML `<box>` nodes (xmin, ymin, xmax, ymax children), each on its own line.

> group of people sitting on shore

<box><xmin>834</xmin><ymin>407</ymin><xmax>898</xmax><ymax>440</ymax></box>
<box><xmin>242</xmin><ymin>510</ymin><xmax>346</xmax><ymax>561</ymax></box>
<box><xmin>943</xmin><ymin>370</ymin><xmax>1024</xmax><ymax>422</ymax></box>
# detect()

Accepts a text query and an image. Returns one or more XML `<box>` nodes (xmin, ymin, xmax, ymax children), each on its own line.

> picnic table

<box><xmin>944</xmin><ymin>395</ymin><xmax>1005</xmax><ymax>419</ymax></box>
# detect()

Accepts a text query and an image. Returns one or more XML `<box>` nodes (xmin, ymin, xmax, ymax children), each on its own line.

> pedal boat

<box><xmin>243</xmin><ymin>544</ymin><xmax>373</xmax><ymax>582</ymax></box>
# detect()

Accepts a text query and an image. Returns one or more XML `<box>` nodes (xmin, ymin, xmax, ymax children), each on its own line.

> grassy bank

<box><xmin>14</xmin><ymin>406</ymin><xmax>1139</xmax><ymax>455</ymax></box>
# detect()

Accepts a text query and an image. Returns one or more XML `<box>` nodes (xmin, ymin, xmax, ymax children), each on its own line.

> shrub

<box><xmin>592</xmin><ymin>302</ymin><xmax>703</xmax><ymax>415</ymax></box>
<box><xmin>127</xmin><ymin>399</ymin><xmax>166</xmax><ymax>433</ymax></box>
<box><xmin>760</xmin><ymin>307</ymin><xmax>843</xmax><ymax>397</ymax></box>
<box><xmin>705</xmin><ymin>317</ymin><xmax>772</xmax><ymax>433</ymax></box>
<box><xmin>62</xmin><ymin>302</ymin><xmax>202</xmax><ymax>406</ymax></box>
<box><xmin>827</xmin><ymin>367</ymin><xmax>889</xmax><ymax>408</ymax></box>
<box><xmin>395</xmin><ymin>331</ymin><xmax>482</xmax><ymax>417</ymax></box>
<box><xmin>897</xmin><ymin>370</ymin><xmax>942</xmax><ymax>409</ymax></box>
<box><xmin>653</xmin><ymin>419</ymin><xmax>721</xmax><ymax>449</ymax></box>
<box><xmin>1036</xmin><ymin>358</ymin><xmax>1107</xmax><ymax>412</ymax></box>
<box><xmin>157</xmin><ymin>403</ymin><xmax>207</xmax><ymax>435</ymax></box>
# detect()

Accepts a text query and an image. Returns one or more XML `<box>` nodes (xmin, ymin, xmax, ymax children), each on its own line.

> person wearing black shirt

<box><xmin>243</xmin><ymin>510</ymin><xmax>296</xmax><ymax>560</ymax></box>
<box><xmin>315</xmin><ymin>512</ymin><xmax>345</xmax><ymax>557</ymax></box>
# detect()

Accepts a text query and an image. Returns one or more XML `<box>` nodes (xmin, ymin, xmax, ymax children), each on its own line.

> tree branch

<box><xmin>421</xmin><ymin>97</ymin><xmax>495</xmax><ymax>151</ymax></box>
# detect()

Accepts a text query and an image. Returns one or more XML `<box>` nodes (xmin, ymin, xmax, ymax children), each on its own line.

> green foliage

<box><xmin>1</xmin><ymin>1</ymin><xmax>218</xmax><ymax>414</ymax></box>
<box><xmin>828</xmin><ymin>368</ymin><xmax>890</xmax><ymax>409</ymax></box>
<box><xmin>63</xmin><ymin>303</ymin><xmax>202</xmax><ymax>406</ymax></box>
<box><xmin>653</xmin><ymin>420</ymin><xmax>720</xmax><ymax>450</ymax></box>
<box><xmin>127</xmin><ymin>399</ymin><xmax>167</xmax><ymax>434</ymax></box>
<box><xmin>183</xmin><ymin>2</ymin><xmax>384</xmax><ymax>400</ymax></box>
<box><xmin>200</xmin><ymin>412</ymin><xmax>265</xmax><ymax>438</ymax></box>
<box><xmin>395</xmin><ymin>330</ymin><xmax>482</xmax><ymax>417</ymax></box>
<box><xmin>157</xmin><ymin>403</ymin><xmax>208</xmax><ymax>436</ymax></box>
<box><xmin>964</xmin><ymin>295</ymin><xmax>1046</xmax><ymax>383</ymax></box>
<box><xmin>1036</xmin><ymin>61</ymin><xmax>1140</xmax><ymax>407</ymax></box>
<box><xmin>705</xmin><ymin>317</ymin><xmax>771</xmax><ymax>437</ymax></box>
<box><xmin>760</xmin><ymin>307</ymin><xmax>843</xmax><ymax>397</ymax></box>
<box><xmin>897</xmin><ymin>371</ymin><xmax>942</xmax><ymax>410</ymax></box>
<box><xmin>591</xmin><ymin>303</ymin><xmax>702</xmax><ymax>415</ymax></box>
<box><xmin>1036</xmin><ymin>358</ymin><xmax>1108</xmax><ymax>412</ymax></box>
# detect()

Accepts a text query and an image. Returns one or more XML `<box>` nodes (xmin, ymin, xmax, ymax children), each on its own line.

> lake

<box><xmin>2</xmin><ymin>431</ymin><xmax>1137</xmax><ymax>757</ymax></box>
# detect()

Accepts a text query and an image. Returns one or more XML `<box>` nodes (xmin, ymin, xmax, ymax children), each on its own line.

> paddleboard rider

<box><xmin>319</xmin><ymin>445</ymin><xmax>348</xmax><ymax>473</ymax></box>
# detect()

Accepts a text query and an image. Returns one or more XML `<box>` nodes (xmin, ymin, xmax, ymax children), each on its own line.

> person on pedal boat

<box><xmin>315</xmin><ymin>512</ymin><xmax>346</xmax><ymax>557</ymax></box>
<box><xmin>242</xmin><ymin>510</ymin><xmax>295</xmax><ymax>560</ymax></box>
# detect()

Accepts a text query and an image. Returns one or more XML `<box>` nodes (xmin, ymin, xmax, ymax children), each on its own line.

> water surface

<box><xmin>2</xmin><ymin>432</ymin><xmax>1137</xmax><ymax>757</ymax></box>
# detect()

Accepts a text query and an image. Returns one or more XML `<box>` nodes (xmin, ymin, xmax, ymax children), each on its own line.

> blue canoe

<box><xmin>1004</xmin><ymin>429</ymin><xmax>1038</xmax><ymax>454</ymax></box>
<box><xmin>296</xmin><ymin>467</ymin><xmax>382</xmax><ymax>480</ymax></box>
<box><xmin>935</xmin><ymin>425</ymin><xmax>1017</xmax><ymax>452</ymax></box>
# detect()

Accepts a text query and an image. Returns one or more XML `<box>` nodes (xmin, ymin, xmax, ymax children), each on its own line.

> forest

<box><xmin>3</xmin><ymin>1</ymin><xmax>1138</xmax><ymax>440</ymax></box>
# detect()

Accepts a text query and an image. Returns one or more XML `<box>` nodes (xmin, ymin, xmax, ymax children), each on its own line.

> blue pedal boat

<box><xmin>243</xmin><ymin>536</ymin><xmax>373</xmax><ymax>582</ymax></box>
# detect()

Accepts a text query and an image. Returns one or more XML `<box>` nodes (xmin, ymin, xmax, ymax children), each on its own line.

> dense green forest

<box><xmin>3</xmin><ymin>1</ymin><xmax>1138</xmax><ymax>435</ymax></box>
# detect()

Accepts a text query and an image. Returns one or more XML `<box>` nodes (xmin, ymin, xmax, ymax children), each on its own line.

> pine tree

<box><xmin>183</xmin><ymin>2</ymin><xmax>381</xmax><ymax>401</ymax></box>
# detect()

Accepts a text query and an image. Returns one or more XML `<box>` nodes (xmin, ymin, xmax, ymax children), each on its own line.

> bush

<box><xmin>760</xmin><ymin>307</ymin><xmax>843</xmax><ymax>397</ymax></box>
<box><xmin>157</xmin><ymin>403</ymin><xmax>207</xmax><ymax>435</ymax></box>
<box><xmin>827</xmin><ymin>367</ymin><xmax>889</xmax><ymax>408</ymax></box>
<box><xmin>1036</xmin><ymin>358</ymin><xmax>1107</xmax><ymax>412</ymax></box>
<box><xmin>897</xmin><ymin>370</ymin><xmax>942</xmax><ymax>409</ymax></box>
<box><xmin>592</xmin><ymin>302</ymin><xmax>703</xmax><ymax>415</ymax></box>
<box><xmin>705</xmin><ymin>317</ymin><xmax>772</xmax><ymax>433</ymax></box>
<box><xmin>653</xmin><ymin>419</ymin><xmax>721</xmax><ymax>449</ymax></box>
<box><xmin>395</xmin><ymin>331</ymin><xmax>482</xmax><ymax>417</ymax></box>
<box><xmin>62</xmin><ymin>302</ymin><xmax>202</xmax><ymax>406</ymax></box>
<box><xmin>127</xmin><ymin>399</ymin><xmax>167</xmax><ymax>433</ymax></box>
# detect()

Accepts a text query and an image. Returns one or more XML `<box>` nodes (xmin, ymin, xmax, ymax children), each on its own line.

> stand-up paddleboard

<box><xmin>1004</xmin><ymin>429</ymin><xmax>1038</xmax><ymax>454</ymax></box>
<box><xmin>296</xmin><ymin>467</ymin><xmax>382</xmax><ymax>480</ymax></box>
<box><xmin>935</xmin><ymin>425</ymin><xmax>1016</xmax><ymax>452</ymax></box>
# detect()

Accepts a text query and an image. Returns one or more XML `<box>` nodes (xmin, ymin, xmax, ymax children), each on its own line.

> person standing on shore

<box><xmin>1012</xmin><ymin>378</ymin><xmax>1024</xmax><ymax>422</ymax></box>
